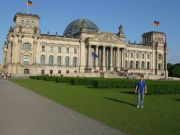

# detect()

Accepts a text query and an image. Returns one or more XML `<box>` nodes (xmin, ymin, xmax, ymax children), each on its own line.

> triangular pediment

<box><xmin>88</xmin><ymin>32</ymin><xmax>126</xmax><ymax>44</ymax></box>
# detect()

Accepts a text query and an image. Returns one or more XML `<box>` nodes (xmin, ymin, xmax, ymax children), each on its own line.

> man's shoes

<box><xmin>141</xmin><ymin>106</ymin><xmax>144</xmax><ymax>108</ymax></box>
<box><xmin>137</xmin><ymin>106</ymin><xmax>140</xmax><ymax>108</ymax></box>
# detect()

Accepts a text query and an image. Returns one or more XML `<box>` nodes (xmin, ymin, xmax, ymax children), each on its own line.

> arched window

<box><xmin>158</xmin><ymin>63</ymin><xmax>162</xmax><ymax>70</ymax></box>
<box><xmin>147</xmin><ymin>62</ymin><xmax>150</xmax><ymax>70</ymax></box>
<box><xmin>49</xmin><ymin>55</ymin><xmax>54</xmax><ymax>66</ymax></box>
<box><xmin>159</xmin><ymin>54</ymin><xmax>163</xmax><ymax>60</ymax></box>
<box><xmin>65</xmin><ymin>56</ymin><xmax>70</xmax><ymax>67</ymax></box>
<box><xmin>40</xmin><ymin>55</ymin><xmax>45</xmax><ymax>65</ymax></box>
<box><xmin>130</xmin><ymin>61</ymin><xmax>134</xmax><ymax>69</ymax></box>
<box><xmin>136</xmin><ymin>61</ymin><xmax>139</xmax><ymax>69</ymax></box>
<box><xmin>57</xmin><ymin>56</ymin><xmax>62</xmax><ymax>66</ymax></box>
<box><xmin>73</xmin><ymin>57</ymin><xmax>78</xmax><ymax>67</ymax></box>
<box><xmin>141</xmin><ymin>61</ymin><xmax>145</xmax><ymax>69</ymax></box>
<box><xmin>22</xmin><ymin>43</ymin><xmax>32</xmax><ymax>51</ymax></box>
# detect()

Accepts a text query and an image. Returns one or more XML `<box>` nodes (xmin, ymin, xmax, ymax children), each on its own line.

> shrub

<box><xmin>93</xmin><ymin>79</ymin><xmax>180</xmax><ymax>94</ymax></box>
<box><xmin>30</xmin><ymin>76</ymin><xmax>180</xmax><ymax>94</ymax></box>
<box><xmin>55</xmin><ymin>77</ymin><xmax>74</xmax><ymax>83</ymax></box>
<box><xmin>70</xmin><ymin>77</ymin><xmax>102</xmax><ymax>85</ymax></box>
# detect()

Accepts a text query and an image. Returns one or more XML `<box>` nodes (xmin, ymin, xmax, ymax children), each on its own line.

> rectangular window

<box><xmin>74</xmin><ymin>48</ymin><xmax>77</xmax><ymax>54</ymax></box>
<box><xmin>58</xmin><ymin>70</ymin><xmax>61</xmax><ymax>74</ymax></box>
<box><xmin>66</xmin><ymin>48</ymin><xmax>69</xmax><ymax>54</ymax></box>
<box><xmin>50</xmin><ymin>70</ymin><xmax>53</xmax><ymax>75</ymax></box>
<box><xmin>42</xmin><ymin>46</ymin><xmax>45</xmax><ymax>52</ymax></box>
<box><xmin>58</xmin><ymin>47</ymin><xmax>61</xmax><ymax>53</ymax></box>
<box><xmin>24</xmin><ymin>56</ymin><xmax>30</xmax><ymax>65</ymax></box>
<box><xmin>50</xmin><ymin>46</ymin><xmax>53</xmax><ymax>52</ymax></box>
<box><xmin>41</xmin><ymin>70</ymin><xmax>45</xmax><ymax>75</ymax></box>
<box><xmin>125</xmin><ymin>60</ymin><xmax>128</xmax><ymax>68</ymax></box>
<box><xmin>66</xmin><ymin>70</ymin><xmax>69</xmax><ymax>74</ymax></box>
<box><xmin>24</xmin><ymin>69</ymin><xmax>30</xmax><ymax>74</ymax></box>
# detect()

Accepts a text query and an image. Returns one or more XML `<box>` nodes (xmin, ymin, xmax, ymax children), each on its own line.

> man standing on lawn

<box><xmin>135</xmin><ymin>75</ymin><xmax>147</xmax><ymax>108</ymax></box>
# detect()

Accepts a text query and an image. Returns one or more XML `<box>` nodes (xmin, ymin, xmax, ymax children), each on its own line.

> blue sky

<box><xmin>0</xmin><ymin>0</ymin><xmax>180</xmax><ymax>63</ymax></box>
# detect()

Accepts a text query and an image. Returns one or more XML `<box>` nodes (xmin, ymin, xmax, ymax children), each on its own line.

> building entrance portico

<box><xmin>86</xmin><ymin>44</ymin><xmax>126</xmax><ymax>72</ymax></box>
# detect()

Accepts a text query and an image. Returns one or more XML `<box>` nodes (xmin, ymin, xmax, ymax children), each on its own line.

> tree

<box><xmin>168</xmin><ymin>63</ymin><xmax>180</xmax><ymax>77</ymax></box>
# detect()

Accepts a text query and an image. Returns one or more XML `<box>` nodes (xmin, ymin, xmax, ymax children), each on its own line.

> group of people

<box><xmin>0</xmin><ymin>73</ymin><xmax>12</xmax><ymax>80</ymax></box>
<box><xmin>118</xmin><ymin>71</ymin><xmax>142</xmax><ymax>79</ymax></box>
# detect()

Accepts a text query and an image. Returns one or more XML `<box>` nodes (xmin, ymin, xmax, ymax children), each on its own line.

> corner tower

<box><xmin>3</xmin><ymin>13</ymin><xmax>41</xmax><ymax>75</ymax></box>
<box><xmin>13</xmin><ymin>13</ymin><xmax>40</xmax><ymax>34</ymax></box>
<box><xmin>142</xmin><ymin>31</ymin><xmax>166</xmax><ymax>47</ymax></box>
<box><xmin>142</xmin><ymin>31</ymin><xmax>167</xmax><ymax>77</ymax></box>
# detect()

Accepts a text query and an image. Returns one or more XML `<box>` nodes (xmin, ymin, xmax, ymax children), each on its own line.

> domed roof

<box><xmin>63</xmin><ymin>19</ymin><xmax>99</xmax><ymax>37</ymax></box>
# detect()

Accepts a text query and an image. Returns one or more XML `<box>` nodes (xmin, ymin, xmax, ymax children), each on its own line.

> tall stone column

<box><xmin>155</xmin><ymin>51</ymin><xmax>158</xmax><ymax>75</ymax></box>
<box><xmin>79</xmin><ymin>40</ymin><xmax>86</xmax><ymax>73</ymax></box>
<box><xmin>95</xmin><ymin>46</ymin><xmax>99</xmax><ymax>70</ymax></box>
<box><xmin>145</xmin><ymin>52</ymin><xmax>147</xmax><ymax>70</ymax></box>
<box><xmin>88</xmin><ymin>45</ymin><xmax>92</xmax><ymax>68</ymax></box>
<box><xmin>152</xmin><ymin>46</ymin><xmax>156</xmax><ymax>75</ymax></box>
<box><xmin>102</xmin><ymin>46</ymin><xmax>106</xmax><ymax>71</ymax></box>
<box><xmin>134</xmin><ymin>51</ymin><xmax>136</xmax><ymax>69</ymax></box>
<box><xmin>33</xmin><ymin>38</ymin><xmax>37</xmax><ymax>65</ymax></box>
<box><xmin>18</xmin><ymin>37</ymin><xmax>22</xmax><ymax>64</ymax></box>
<box><xmin>119</xmin><ymin>48</ymin><xmax>122</xmax><ymax>70</ymax></box>
<box><xmin>110</xmin><ymin>47</ymin><xmax>113</xmax><ymax>71</ymax></box>
<box><xmin>117</xmin><ymin>48</ymin><xmax>120</xmax><ymax>71</ymax></box>
<box><xmin>121</xmin><ymin>48</ymin><xmax>126</xmax><ymax>69</ymax></box>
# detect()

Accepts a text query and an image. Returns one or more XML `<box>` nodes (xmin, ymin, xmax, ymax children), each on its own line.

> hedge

<box><xmin>30</xmin><ymin>76</ymin><xmax>180</xmax><ymax>94</ymax></box>
<box><xmin>92</xmin><ymin>79</ymin><xmax>137</xmax><ymax>89</ymax></box>
<box><xmin>70</xmin><ymin>77</ymin><xmax>104</xmax><ymax>85</ymax></box>
<box><xmin>92</xmin><ymin>79</ymin><xmax>180</xmax><ymax>94</ymax></box>
<box><xmin>55</xmin><ymin>77</ymin><xmax>74</xmax><ymax>83</ymax></box>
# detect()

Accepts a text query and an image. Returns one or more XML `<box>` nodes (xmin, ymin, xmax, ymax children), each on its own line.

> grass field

<box><xmin>12</xmin><ymin>79</ymin><xmax>180</xmax><ymax>135</ymax></box>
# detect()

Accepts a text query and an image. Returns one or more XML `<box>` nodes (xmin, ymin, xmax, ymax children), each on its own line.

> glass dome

<box><xmin>63</xmin><ymin>19</ymin><xmax>99</xmax><ymax>37</ymax></box>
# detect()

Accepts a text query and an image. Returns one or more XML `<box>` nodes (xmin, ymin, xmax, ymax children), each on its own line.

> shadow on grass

<box><xmin>174</xmin><ymin>98</ymin><xmax>180</xmax><ymax>101</ymax></box>
<box><xmin>104</xmin><ymin>97</ymin><xmax>136</xmax><ymax>107</ymax></box>
<box><xmin>121</xmin><ymin>91</ymin><xmax>135</xmax><ymax>94</ymax></box>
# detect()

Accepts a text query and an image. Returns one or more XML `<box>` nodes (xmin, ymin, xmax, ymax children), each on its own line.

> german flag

<box><xmin>154</xmin><ymin>21</ymin><xmax>159</xmax><ymax>27</ymax></box>
<box><xmin>27</xmin><ymin>0</ymin><xmax>32</xmax><ymax>6</ymax></box>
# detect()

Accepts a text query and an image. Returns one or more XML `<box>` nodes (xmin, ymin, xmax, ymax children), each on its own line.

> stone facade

<box><xmin>2</xmin><ymin>13</ymin><xmax>168</xmax><ymax>79</ymax></box>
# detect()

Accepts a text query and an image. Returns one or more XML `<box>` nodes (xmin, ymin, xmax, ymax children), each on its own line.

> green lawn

<box><xmin>12</xmin><ymin>79</ymin><xmax>180</xmax><ymax>135</ymax></box>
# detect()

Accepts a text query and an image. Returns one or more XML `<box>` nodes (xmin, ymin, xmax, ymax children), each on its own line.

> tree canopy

<box><xmin>167</xmin><ymin>63</ymin><xmax>180</xmax><ymax>77</ymax></box>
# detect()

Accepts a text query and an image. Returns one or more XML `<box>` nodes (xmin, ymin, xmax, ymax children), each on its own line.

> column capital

<box><xmin>103</xmin><ymin>46</ymin><xmax>106</xmax><ymax>50</ymax></box>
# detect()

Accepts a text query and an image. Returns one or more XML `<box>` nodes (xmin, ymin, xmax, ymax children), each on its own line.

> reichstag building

<box><xmin>2</xmin><ymin>13</ymin><xmax>168</xmax><ymax>79</ymax></box>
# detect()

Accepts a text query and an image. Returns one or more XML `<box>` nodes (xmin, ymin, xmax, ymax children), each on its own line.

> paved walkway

<box><xmin>0</xmin><ymin>80</ymin><xmax>125</xmax><ymax>135</ymax></box>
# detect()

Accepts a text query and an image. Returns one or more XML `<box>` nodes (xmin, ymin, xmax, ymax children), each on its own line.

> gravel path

<box><xmin>0</xmin><ymin>80</ymin><xmax>125</xmax><ymax>135</ymax></box>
